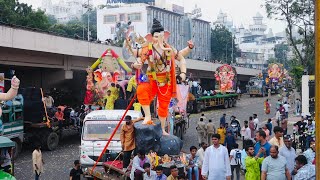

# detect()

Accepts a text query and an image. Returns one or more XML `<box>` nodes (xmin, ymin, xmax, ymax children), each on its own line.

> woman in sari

<box><xmin>264</xmin><ymin>99</ymin><xmax>271</xmax><ymax>114</ymax></box>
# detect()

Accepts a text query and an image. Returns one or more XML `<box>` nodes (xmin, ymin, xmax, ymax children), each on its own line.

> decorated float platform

<box><xmin>86</xmin><ymin>151</ymin><xmax>198</xmax><ymax>180</ymax></box>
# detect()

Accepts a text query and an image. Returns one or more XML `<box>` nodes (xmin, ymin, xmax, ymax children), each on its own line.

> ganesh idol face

<box><xmin>105</xmin><ymin>72</ymin><xmax>113</xmax><ymax>82</ymax></box>
<box><xmin>152</xmin><ymin>31</ymin><xmax>164</xmax><ymax>45</ymax></box>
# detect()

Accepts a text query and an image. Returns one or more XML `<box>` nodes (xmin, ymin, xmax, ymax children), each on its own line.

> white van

<box><xmin>80</xmin><ymin>110</ymin><xmax>142</xmax><ymax>167</ymax></box>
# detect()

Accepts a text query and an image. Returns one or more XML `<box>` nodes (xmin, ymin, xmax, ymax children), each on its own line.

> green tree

<box><xmin>264</xmin><ymin>0</ymin><xmax>315</xmax><ymax>74</ymax></box>
<box><xmin>267</xmin><ymin>57</ymin><xmax>278</xmax><ymax>64</ymax></box>
<box><xmin>47</xmin><ymin>15</ymin><xmax>57</xmax><ymax>25</ymax></box>
<box><xmin>290</xmin><ymin>64</ymin><xmax>304</xmax><ymax>92</ymax></box>
<box><xmin>210</xmin><ymin>24</ymin><xmax>237</xmax><ymax>64</ymax></box>
<box><xmin>274</xmin><ymin>43</ymin><xmax>289</xmax><ymax>68</ymax></box>
<box><xmin>0</xmin><ymin>0</ymin><xmax>50</xmax><ymax>30</ymax></box>
<box><xmin>81</xmin><ymin>8</ymin><xmax>97</xmax><ymax>40</ymax></box>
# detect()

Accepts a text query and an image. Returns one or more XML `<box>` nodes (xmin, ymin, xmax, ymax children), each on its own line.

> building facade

<box><xmin>212</xmin><ymin>10</ymin><xmax>234</xmax><ymax>32</ymax></box>
<box><xmin>233</xmin><ymin>13</ymin><xmax>289</xmax><ymax>69</ymax></box>
<box><xmin>97</xmin><ymin>3</ymin><xmax>211</xmax><ymax>60</ymax></box>
<box><xmin>41</xmin><ymin>0</ymin><xmax>83</xmax><ymax>23</ymax></box>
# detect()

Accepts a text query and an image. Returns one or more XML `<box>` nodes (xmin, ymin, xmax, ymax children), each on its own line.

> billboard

<box><xmin>172</xmin><ymin>4</ymin><xmax>184</xmax><ymax>15</ymax></box>
<box><xmin>107</xmin><ymin>0</ymin><xmax>155</xmax><ymax>3</ymax></box>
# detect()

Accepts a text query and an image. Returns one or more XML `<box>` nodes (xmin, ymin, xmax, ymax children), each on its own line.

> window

<box><xmin>128</xmin><ymin>13</ymin><xmax>141</xmax><ymax>21</ymax></box>
<box><xmin>83</xmin><ymin>121</ymin><xmax>123</xmax><ymax>140</ymax></box>
<box><xmin>119</xmin><ymin>14</ymin><xmax>125</xmax><ymax>21</ymax></box>
<box><xmin>104</xmin><ymin>15</ymin><xmax>117</xmax><ymax>24</ymax></box>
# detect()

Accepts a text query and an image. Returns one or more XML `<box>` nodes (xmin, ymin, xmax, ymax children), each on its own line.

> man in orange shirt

<box><xmin>55</xmin><ymin>108</ymin><xmax>64</xmax><ymax>129</ymax></box>
<box><xmin>120</xmin><ymin>115</ymin><xmax>143</xmax><ymax>172</ymax></box>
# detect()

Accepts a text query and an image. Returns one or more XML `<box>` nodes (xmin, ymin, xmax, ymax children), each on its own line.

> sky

<box><xmin>19</xmin><ymin>0</ymin><xmax>286</xmax><ymax>33</ymax></box>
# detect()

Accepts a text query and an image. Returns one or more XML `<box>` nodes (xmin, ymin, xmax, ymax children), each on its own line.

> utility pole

<box><xmin>82</xmin><ymin>5</ymin><xmax>84</xmax><ymax>40</ymax></box>
<box><xmin>87</xmin><ymin>0</ymin><xmax>90</xmax><ymax>41</ymax></box>
<box><xmin>83</xmin><ymin>0</ymin><xmax>91</xmax><ymax>41</ymax></box>
<box><xmin>231</xmin><ymin>35</ymin><xmax>234</xmax><ymax>64</ymax></box>
<box><xmin>225</xmin><ymin>44</ymin><xmax>228</xmax><ymax>63</ymax></box>
<box><xmin>315</xmin><ymin>0</ymin><xmax>319</xmax><ymax>179</ymax></box>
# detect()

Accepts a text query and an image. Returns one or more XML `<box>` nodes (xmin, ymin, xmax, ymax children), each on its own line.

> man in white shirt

<box><xmin>201</xmin><ymin>134</ymin><xmax>231</xmax><ymax>180</ymax></box>
<box><xmin>43</xmin><ymin>94</ymin><xmax>54</xmax><ymax>108</ymax></box>
<box><xmin>229</xmin><ymin>143</ymin><xmax>241</xmax><ymax>180</ymax></box>
<box><xmin>236</xmin><ymin>87</ymin><xmax>241</xmax><ymax>99</ymax></box>
<box><xmin>32</xmin><ymin>144</ymin><xmax>44</xmax><ymax>180</ymax></box>
<box><xmin>192</xmin><ymin>81</ymin><xmax>199</xmax><ymax>97</ymax></box>
<box><xmin>130</xmin><ymin>150</ymin><xmax>151</xmax><ymax>180</ymax></box>
<box><xmin>143</xmin><ymin>163</ymin><xmax>157</xmax><ymax>180</ymax></box>
<box><xmin>192</xmin><ymin>81</ymin><xmax>198</xmax><ymax>87</ymax></box>
<box><xmin>253</xmin><ymin>114</ymin><xmax>259</xmax><ymax>131</ymax></box>
<box><xmin>283</xmin><ymin>102</ymin><xmax>291</xmax><ymax>119</ymax></box>
<box><xmin>242</xmin><ymin>121</ymin><xmax>251</xmax><ymax>140</ymax></box>
<box><xmin>196</xmin><ymin>142</ymin><xmax>208</xmax><ymax>169</ymax></box>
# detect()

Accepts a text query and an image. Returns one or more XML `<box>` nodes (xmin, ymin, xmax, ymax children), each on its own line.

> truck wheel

<box><xmin>43</xmin><ymin>132</ymin><xmax>59</xmax><ymax>151</ymax></box>
<box><xmin>223</xmin><ymin>100</ymin><xmax>229</xmax><ymax>109</ymax></box>
<box><xmin>250</xmin><ymin>94</ymin><xmax>253</xmax><ymax>97</ymax></box>
<box><xmin>228</xmin><ymin>99</ymin><xmax>233</xmax><ymax>108</ymax></box>
<box><xmin>12</xmin><ymin>138</ymin><xmax>22</xmax><ymax>159</ymax></box>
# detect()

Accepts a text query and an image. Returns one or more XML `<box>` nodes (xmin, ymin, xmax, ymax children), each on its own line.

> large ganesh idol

<box><xmin>127</xmin><ymin>19</ymin><xmax>193</xmax><ymax>136</ymax></box>
<box><xmin>84</xmin><ymin>48</ymin><xmax>132</xmax><ymax>106</ymax></box>
<box><xmin>267</xmin><ymin>63</ymin><xmax>284</xmax><ymax>82</ymax></box>
<box><xmin>214</xmin><ymin>64</ymin><xmax>236</xmax><ymax>93</ymax></box>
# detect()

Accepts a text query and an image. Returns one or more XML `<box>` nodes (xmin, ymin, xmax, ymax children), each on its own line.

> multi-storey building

<box><xmin>41</xmin><ymin>0</ymin><xmax>83</xmax><ymax>23</ymax></box>
<box><xmin>97</xmin><ymin>2</ymin><xmax>211</xmax><ymax>60</ymax></box>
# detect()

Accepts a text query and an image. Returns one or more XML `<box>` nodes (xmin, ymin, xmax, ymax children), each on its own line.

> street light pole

<box><xmin>87</xmin><ymin>0</ymin><xmax>90</xmax><ymax>41</ymax></box>
<box><xmin>82</xmin><ymin>5</ymin><xmax>84</xmax><ymax>40</ymax></box>
<box><xmin>225</xmin><ymin>44</ymin><xmax>228</xmax><ymax>63</ymax></box>
<box><xmin>232</xmin><ymin>35</ymin><xmax>234</xmax><ymax>64</ymax></box>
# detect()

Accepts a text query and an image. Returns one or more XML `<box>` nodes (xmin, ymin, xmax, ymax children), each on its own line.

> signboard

<box><xmin>172</xmin><ymin>4</ymin><xmax>184</xmax><ymax>15</ymax></box>
<box><xmin>0</xmin><ymin>73</ymin><xmax>4</xmax><ymax>93</ymax></box>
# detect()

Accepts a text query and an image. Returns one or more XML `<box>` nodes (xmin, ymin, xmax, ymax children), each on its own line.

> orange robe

<box><xmin>137</xmin><ymin>45</ymin><xmax>177</xmax><ymax>117</ymax></box>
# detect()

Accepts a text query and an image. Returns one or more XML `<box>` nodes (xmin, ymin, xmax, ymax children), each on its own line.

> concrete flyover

<box><xmin>0</xmin><ymin>25</ymin><xmax>260</xmax><ymax>92</ymax></box>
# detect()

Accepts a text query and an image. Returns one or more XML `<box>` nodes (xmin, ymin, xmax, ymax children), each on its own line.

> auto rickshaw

<box><xmin>0</xmin><ymin>136</ymin><xmax>16</xmax><ymax>180</ymax></box>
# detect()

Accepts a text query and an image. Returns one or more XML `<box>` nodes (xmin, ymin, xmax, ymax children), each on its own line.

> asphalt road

<box><xmin>15</xmin><ymin>94</ymin><xmax>297</xmax><ymax>180</ymax></box>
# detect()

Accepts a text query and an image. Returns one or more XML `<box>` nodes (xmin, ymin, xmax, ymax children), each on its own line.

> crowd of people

<box><xmin>116</xmin><ymin>106</ymin><xmax>316</xmax><ymax>180</ymax></box>
<box><xmin>189</xmin><ymin>106</ymin><xmax>316</xmax><ymax>180</ymax></box>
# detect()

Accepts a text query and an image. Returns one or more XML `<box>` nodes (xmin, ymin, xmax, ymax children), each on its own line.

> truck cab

<box><xmin>0</xmin><ymin>95</ymin><xmax>24</xmax><ymax>158</ymax></box>
<box><xmin>247</xmin><ymin>77</ymin><xmax>266</xmax><ymax>97</ymax></box>
<box><xmin>80</xmin><ymin>110</ymin><xmax>142</xmax><ymax>167</ymax></box>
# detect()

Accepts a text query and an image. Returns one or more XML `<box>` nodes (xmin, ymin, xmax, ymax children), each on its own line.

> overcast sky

<box><xmin>19</xmin><ymin>0</ymin><xmax>286</xmax><ymax>33</ymax></box>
